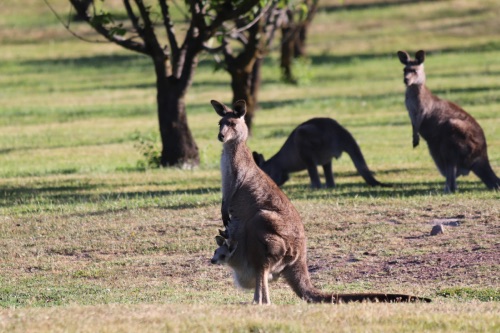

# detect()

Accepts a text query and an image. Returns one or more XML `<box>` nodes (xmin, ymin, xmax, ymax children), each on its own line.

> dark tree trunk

<box><xmin>280</xmin><ymin>25</ymin><xmax>296</xmax><ymax>84</ymax></box>
<box><xmin>294</xmin><ymin>24</ymin><xmax>308</xmax><ymax>57</ymax></box>
<box><xmin>154</xmin><ymin>60</ymin><xmax>199</xmax><ymax>168</ymax></box>
<box><xmin>250</xmin><ymin>58</ymin><xmax>263</xmax><ymax>107</ymax></box>
<box><xmin>224</xmin><ymin>19</ymin><xmax>265</xmax><ymax>133</ymax></box>
<box><xmin>157</xmin><ymin>85</ymin><xmax>199</xmax><ymax>168</ymax></box>
<box><xmin>280</xmin><ymin>1</ymin><xmax>318</xmax><ymax>83</ymax></box>
<box><xmin>230</xmin><ymin>68</ymin><xmax>257</xmax><ymax>132</ymax></box>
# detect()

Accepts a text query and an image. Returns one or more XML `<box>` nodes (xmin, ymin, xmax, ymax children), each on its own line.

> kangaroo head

<box><xmin>397</xmin><ymin>50</ymin><xmax>426</xmax><ymax>86</ymax></box>
<box><xmin>211</xmin><ymin>235</ymin><xmax>238</xmax><ymax>265</ymax></box>
<box><xmin>252</xmin><ymin>151</ymin><xmax>290</xmax><ymax>186</ymax></box>
<box><xmin>211</xmin><ymin>100</ymin><xmax>248</xmax><ymax>144</ymax></box>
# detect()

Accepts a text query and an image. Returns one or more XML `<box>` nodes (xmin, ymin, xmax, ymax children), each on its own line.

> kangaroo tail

<box><xmin>283</xmin><ymin>262</ymin><xmax>430</xmax><ymax>303</ymax></box>
<box><xmin>472</xmin><ymin>158</ymin><xmax>500</xmax><ymax>190</ymax></box>
<box><xmin>340</xmin><ymin>130</ymin><xmax>388</xmax><ymax>187</ymax></box>
<box><xmin>330</xmin><ymin>293</ymin><xmax>431</xmax><ymax>303</ymax></box>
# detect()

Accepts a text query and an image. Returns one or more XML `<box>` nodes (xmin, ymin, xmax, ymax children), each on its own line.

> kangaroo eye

<box><xmin>220</xmin><ymin>254</ymin><xmax>226</xmax><ymax>260</ymax></box>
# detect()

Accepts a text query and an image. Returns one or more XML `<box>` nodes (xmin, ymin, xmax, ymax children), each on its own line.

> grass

<box><xmin>0</xmin><ymin>0</ymin><xmax>499</xmax><ymax>331</ymax></box>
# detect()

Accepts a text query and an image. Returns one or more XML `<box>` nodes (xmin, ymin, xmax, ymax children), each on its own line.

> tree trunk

<box><xmin>280</xmin><ymin>24</ymin><xmax>296</xmax><ymax>84</ymax></box>
<box><xmin>225</xmin><ymin>17</ymin><xmax>265</xmax><ymax>134</ymax></box>
<box><xmin>155</xmin><ymin>67</ymin><xmax>199</xmax><ymax>168</ymax></box>
<box><xmin>280</xmin><ymin>1</ymin><xmax>318</xmax><ymax>83</ymax></box>
<box><xmin>230</xmin><ymin>68</ymin><xmax>256</xmax><ymax>133</ymax></box>
<box><xmin>294</xmin><ymin>24</ymin><xmax>308</xmax><ymax>58</ymax></box>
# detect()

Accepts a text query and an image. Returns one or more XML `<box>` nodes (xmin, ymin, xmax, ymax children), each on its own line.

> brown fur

<box><xmin>211</xmin><ymin>99</ymin><xmax>431</xmax><ymax>304</ymax></box>
<box><xmin>252</xmin><ymin>118</ymin><xmax>389</xmax><ymax>188</ymax></box>
<box><xmin>397</xmin><ymin>50</ymin><xmax>500</xmax><ymax>192</ymax></box>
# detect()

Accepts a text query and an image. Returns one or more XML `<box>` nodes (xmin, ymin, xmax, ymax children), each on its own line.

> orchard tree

<box><xmin>60</xmin><ymin>0</ymin><xmax>263</xmax><ymax>167</ymax></box>
<box><xmin>280</xmin><ymin>0</ymin><xmax>318</xmax><ymax>83</ymax></box>
<box><xmin>214</xmin><ymin>1</ymin><xmax>283</xmax><ymax>132</ymax></box>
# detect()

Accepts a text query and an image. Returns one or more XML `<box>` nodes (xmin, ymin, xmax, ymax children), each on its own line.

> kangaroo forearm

<box><xmin>413</xmin><ymin>130</ymin><xmax>420</xmax><ymax>147</ymax></box>
<box><xmin>221</xmin><ymin>200</ymin><xmax>230</xmax><ymax>225</ymax></box>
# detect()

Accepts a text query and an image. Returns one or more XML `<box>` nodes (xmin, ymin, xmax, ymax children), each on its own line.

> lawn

<box><xmin>0</xmin><ymin>0</ymin><xmax>499</xmax><ymax>332</ymax></box>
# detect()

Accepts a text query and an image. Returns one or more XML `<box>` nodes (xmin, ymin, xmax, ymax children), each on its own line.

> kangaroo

<box><xmin>252</xmin><ymin>118</ymin><xmax>388</xmax><ymax>188</ymax></box>
<box><xmin>211</xmin><ymin>99</ymin><xmax>430</xmax><ymax>304</ymax></box>
<box><xmin>211</xmin><ymin>235</ymin><xmax>238</xmax><ymax>265</ymax></box>
<box><xmin>397</xmin><ymin>50</ymin><xmax>500</xmax><ymax>192</ymax></box>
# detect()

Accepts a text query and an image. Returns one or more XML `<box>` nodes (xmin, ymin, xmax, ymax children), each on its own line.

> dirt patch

<box><xmin>308</xmin><ymin>244</ymin><xmax>500</xmax><ymax>288</ymax></box>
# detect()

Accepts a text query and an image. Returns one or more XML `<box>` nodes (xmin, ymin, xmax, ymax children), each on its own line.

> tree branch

<box><xmin>67</xmin><ymin>0</ymin><xmax>149</xmax><ymax>55</ymax></box>
<box><xmin>133</xmin><ymin>0</ymin><xmax>165</xmax><ymax>59</ymax></box>
<box><xmin>158</xmin><ymin>0</ymin><xmax>179</xmax><ymax>59</ymax></box>
<box><xmin>44</xmin><ymin>0</ymin><xmax>107</xmax><ymax>43</ymax></box>
<box><xmin>123</xmin><ymin>0</ymin><xmax>143</xmax><ymax>36</ymax></box>
<box><xmin>208</xmin><ymin>0</ymin><xmax>261</xmax><ymax>34</ymax></box>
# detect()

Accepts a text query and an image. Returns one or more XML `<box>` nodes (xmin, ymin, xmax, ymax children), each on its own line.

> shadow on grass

<box><xmin>0</xmin><ymin>182</ymin><xmax>221</xmax><ymax>211</ymax></box>
<box><xmin>310</xmin><ymin>41</ymin><xmax>500</xmax><ymax>67</ymax></box>
<box><xmin>282</xmin><ymin>178</ymin><xmax>491</xmax><ymax>199</ymax></box>
<box><xmin>1</xmin><ymin>166</ymin><xmax>493</xmax><ymax>212</ymax></box>
<box><xmin>320</xmin><ymin>0</ymin><xmax>436</xmax><ymax>13</ymax></box>
<box><xmin>20</xmin><ymin>54</ymin><xmax>232</xmax><ymax>91</ymax></box>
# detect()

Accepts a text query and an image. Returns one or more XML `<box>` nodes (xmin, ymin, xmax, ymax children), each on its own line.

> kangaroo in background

<box><xmin>398</xmin><ymin>50</ymin><xmax>500</xmax><ymax>192</ymax></box>
<box><xmin>211</xmin><ymin>99</ymin><xmax>430</xmax><ymax>304</ymax></box>
<box><xmin>252</xmin><ymin>118</ymin><xmax>388</xmax><ymax>188</ymax></box>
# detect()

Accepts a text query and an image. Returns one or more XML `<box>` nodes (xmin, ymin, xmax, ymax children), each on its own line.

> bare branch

<box><xmin>123</xmin><ymin>0</ymin><xmax>142</xmax><ymax>35</ymax></box>
<box><xmin>65</xmin><ymin>0</ymin><xmax>149</xmax><ymax>55</ymax></box>
<box><xmin>133</xmin><ymin>0</ymin><xmax>163</xmax><ymax>57</ymax></box>
<box><xmin>158</xmin><ymin>0</ymin><xmax>179</xmax><ymax>58</ymax></box>
<box><xmin>229</xmin><ymin>1</ymin><xmax>271</xmax><ymax>35</ymax></box>
<box><xmin>208</xmin><ymin>0</ymin><xmax>262</xmax><ymax>33</ymax></box>
<box><xmin>44</xmin><ymin>0</ymin><xmax>107</xmax><ymax>43</ymax></box>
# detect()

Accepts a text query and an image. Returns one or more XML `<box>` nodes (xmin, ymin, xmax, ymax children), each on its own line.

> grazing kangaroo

<box><xmin>252</xmin><ymin>118</ymin><xmax>388</xmax><ymax>188</ymax></box>
<box><xmin>397</xmin><ymin>50</ymin><xmax>500</xmax><ymax>192</ymax></box>
<box><xmin>211</xmin><ymin>99</ymin><xmax>430</xmax><ymax>304</ymax></box>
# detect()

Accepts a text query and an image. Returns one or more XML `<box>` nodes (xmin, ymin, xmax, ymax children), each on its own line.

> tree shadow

<box><xmin>22</xmin><ymin>54</ymin><xmax>148</xmax><ymax>70</ymax></box>
<box><xmin>0</xmin><ymin>182</ymin><xmax>221</xmax><ymax>211</ymax></box>
<box><xmin>281</xmin><ymin>178</ymin><xmax>491</xmax><ymax>199</ymax></box>
<box><xmin>320</xmin><ymin>0</ymin><xmax>437</xmax><ymax>13</ymax></box>
<box><xmin>20</xmin><ymin>54</ymin><xmax>231</xmax><ymax>91</ymax></box>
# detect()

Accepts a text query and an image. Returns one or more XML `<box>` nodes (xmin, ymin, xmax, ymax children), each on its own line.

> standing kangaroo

<box><xmin>211</xmin><ymin>99</ymin><xmax>430</xmax><ymax>304</ymax></box>
<box><xmin>398</xmin><ymin>50</ymin><xmax>500</xmax><ymax>192</ymax></box>
<box><xmin>252</xmin><ymin>118</ymin><xmax>388</xmax><ymax>188</ymax></box>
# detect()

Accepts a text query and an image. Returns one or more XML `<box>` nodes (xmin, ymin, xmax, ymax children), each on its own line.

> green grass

<box><xmin>0</xmin><ymin>0</ymin><xmax>499</xmax><ymax>331</ymax></box>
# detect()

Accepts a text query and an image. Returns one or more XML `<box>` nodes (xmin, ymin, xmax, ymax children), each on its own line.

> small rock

<box><xmin>430</xmin><ymin>224</ymin><xmax>445</xmax><ymax>236</ymax></box>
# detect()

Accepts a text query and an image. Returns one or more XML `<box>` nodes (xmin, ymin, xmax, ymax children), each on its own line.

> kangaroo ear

<box><xmin>397</xmin><ymin>51</ymin><xmax>410</xmax><ymax>65</ymax></box>
<box><xmin>232</xmin><ymin>100</ymin><xmax>247</xmax><ymax>118</ymax></box>
<box><xmin>215</xmin><ymin>235</ymin><xmax>225</xmax><ymax>246</ymax></box>
<box><xmin>211</xmin><ymin>100</ymin><xmax>229</xmax><ymax>117</ymax></box>
<box><xmin>252</xmin><ymin>151</ymin><xmax>265</xmax><ymax>167</ymax></box>
<box><xmin>415</xmin><ymin>50</ymin><xmax>425</xmax><ymax>64</ymax></box>
<box><xmin>227</xmin><ymin>240</ymin><xmax>238</xmax><ymax>253</ymax></box>
<box><xmin>218</xmin><ymin>228</ymin><xmax>228</xmax><ymax>238</ymax></box>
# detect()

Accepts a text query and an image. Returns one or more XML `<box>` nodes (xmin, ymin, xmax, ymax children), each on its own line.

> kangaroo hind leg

<box><xmin>444</xmin><ymin>164</ymin><xmax>458</xmax><ymax>193</ymax></box>
<box><xmin>253</xmin><ymin>267</ymin><xmax>271</xmax><ymax>305</ymax></box>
